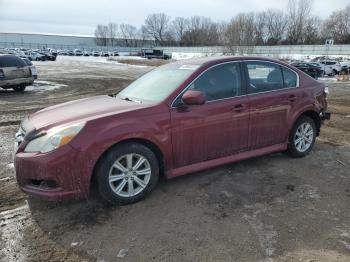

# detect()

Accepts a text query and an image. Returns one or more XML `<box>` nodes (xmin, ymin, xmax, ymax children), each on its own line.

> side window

<box><xmin>246</xmin><ymin>61</ymin><xmax>283</xmax><ymax>94</ymax></box>
<box><xmin>282</xmin><ymin>67</ymin><xmax>298</xmax><ymax>88</ymax></box>
<box><xmin>188</xmin><ymin>63</ymin><xmax>242</xmax><ymax>101</ymax></box>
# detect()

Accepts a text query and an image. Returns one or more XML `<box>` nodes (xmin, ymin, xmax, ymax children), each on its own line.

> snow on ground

<box><xmin>53</xmin><ymin>55</ymin><xmax>150</xmax><ymax>68</ymax></box>
<box><xmin>172</xmin><ymin>52</ymin><xmax>224</xmax><ymax>60</ymax></box>
<box><xmin>26</xmin><ymin>81</ymin><xmax>67</xmax><ymax>92</ymax></box>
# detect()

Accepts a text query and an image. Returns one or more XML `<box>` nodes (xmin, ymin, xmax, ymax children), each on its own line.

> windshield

<box><xmin>117</xmin><ymin>63</ymin><xmax>199</xmax><ymax>103</ymax></box>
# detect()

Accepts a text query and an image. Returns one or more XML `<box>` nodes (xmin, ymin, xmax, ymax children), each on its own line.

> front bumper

<box><xmin>14</xmin><ymin>145</ymin><xmax>92</xmax><ymax>201</ymax></box>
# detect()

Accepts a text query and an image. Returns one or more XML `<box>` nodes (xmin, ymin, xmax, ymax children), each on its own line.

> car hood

<box><xmin>25</xmin><ymin>95</ymin><xmax>148</xmax><ymax>131</ymax></box>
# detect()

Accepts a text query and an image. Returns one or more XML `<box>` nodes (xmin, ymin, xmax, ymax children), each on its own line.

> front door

<box><xmin>170</xmin><ymin>62</ymin><xmax>250</xmax><ymax>168</ymax></box>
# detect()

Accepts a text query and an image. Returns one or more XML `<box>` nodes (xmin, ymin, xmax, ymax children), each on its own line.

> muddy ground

<box><xmin>0</xmin><ymin>56</ymin><xmax>349</xmax><ymax>262</ymax></box>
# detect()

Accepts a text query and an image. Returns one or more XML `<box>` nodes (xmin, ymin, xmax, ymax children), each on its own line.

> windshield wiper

<box><xmin>120</xmin><ymin>96</ymin><xmax>142</xmax><ymax>103</ymax></box>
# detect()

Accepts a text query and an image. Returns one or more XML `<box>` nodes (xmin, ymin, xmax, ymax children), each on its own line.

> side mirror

<box><xmin>181</xmin><ymin>90</ymin><xmax>206</xmax><ymax>105</ymax></box>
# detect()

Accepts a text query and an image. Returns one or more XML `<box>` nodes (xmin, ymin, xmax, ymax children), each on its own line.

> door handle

<box><xmin>233</xmin><ymin>104</ymin><xmax>246</xmax><ymax>112</ymax></box>
<box><xmin>288</xmin><ymin>95</ymin><xmax>297</xmax><ymax>102</ymax></box>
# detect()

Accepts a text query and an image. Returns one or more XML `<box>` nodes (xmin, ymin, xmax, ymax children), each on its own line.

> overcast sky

<box><xmin>0</xmin><ymin>0</ymin><xmax>345</xmax><ymax>36</ymax></box>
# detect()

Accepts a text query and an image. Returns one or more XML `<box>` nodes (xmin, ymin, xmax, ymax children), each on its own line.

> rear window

<box><xmin>0</xmin><ymin>55</ymin><xmax>26</xmax><ymax>68</ymax></box>
<box><xmin>282</xmin><ymin>67</ymin><xmax>298</xmax><ymax>88</ymax></box>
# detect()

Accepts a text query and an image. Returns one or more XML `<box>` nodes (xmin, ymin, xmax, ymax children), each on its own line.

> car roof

<box><xmin>173</xmin><ymin>56</ymin><xmax>289</xmax><ymax>67</ymax></box>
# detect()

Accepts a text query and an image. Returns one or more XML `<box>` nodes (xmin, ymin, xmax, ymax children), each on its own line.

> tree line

<box><xmin>94</xmin><ymin>0</ymin><xmax>350</xmax><ymax>51</ymax></box>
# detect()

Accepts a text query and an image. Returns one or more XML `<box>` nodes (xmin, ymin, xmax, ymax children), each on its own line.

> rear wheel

<box><xmin>13</xmin><ymin>85</ymin><xmax>26</xmax><ymax>92</ymax></box>
<box><xmin>287</xmin><ymin>116</ymin><xmax>316</xmax><ymax>158</ymax></box>
<box><xmin>95</xmin><ymin>142</ymin><xmax>159</xmax><ymax>205</ymax></box>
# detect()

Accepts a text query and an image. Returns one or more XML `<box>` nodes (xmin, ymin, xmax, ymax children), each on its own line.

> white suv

<box><xmin>318</xmin><ymin>61</ymin><xmax>342</xmax><ymax>76</ymax></box>
<box><xmin>74</xmin><ymin>49</ymin><xmax>83</xmax><ymax>56</ymax></box>
<box><xmin>0</xmin><ymin>55</ymin><xmax>34</xmax><ymax>92</ymax></box>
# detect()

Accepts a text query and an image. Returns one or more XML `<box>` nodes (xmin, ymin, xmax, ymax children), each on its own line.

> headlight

<box><xmin>24</xmin><ymin>122</ymin><xmax>85</xmax><ymax>153</ymax></box>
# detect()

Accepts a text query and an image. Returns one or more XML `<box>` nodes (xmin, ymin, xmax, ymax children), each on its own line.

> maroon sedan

<box><xmin>14</xmin><ymin>56</ymin><xmax>330</xmax><ymax>205</ymax></box>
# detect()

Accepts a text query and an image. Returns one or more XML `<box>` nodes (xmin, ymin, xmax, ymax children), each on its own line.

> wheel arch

<box><xmin>294</xmin><ymin>110</ymin><xmax>321</xmax><ymax>136</ymax></box>
<box><xmin>90</xmin><ymin>138</ymin><xmax>165</xmax><ymax>190</ymax></box>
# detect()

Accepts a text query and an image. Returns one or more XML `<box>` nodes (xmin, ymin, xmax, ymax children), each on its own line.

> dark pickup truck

<box><xmin>141</xmin><ymin>49</ymin><xmax>171</xmax><ymax>60</ymax></box>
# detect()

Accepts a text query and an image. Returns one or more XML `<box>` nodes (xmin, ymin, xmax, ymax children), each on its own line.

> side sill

<box><xmin>167</xmin><ymin>143</ymin><xmax>287</xmax><ymax>179</ymax></box>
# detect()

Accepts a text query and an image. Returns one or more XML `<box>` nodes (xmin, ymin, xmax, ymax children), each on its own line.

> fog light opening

<box><xmin>31</xmin><ymin>179</ymin><xmax>57</xmax><ymax>189</ymax></box>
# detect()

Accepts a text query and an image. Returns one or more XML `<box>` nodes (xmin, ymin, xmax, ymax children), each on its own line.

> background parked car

<box><xmin>92</xmin><ymin>51</ymin><xmax>100</xmax><ymax>56</ymax></box>
<box><xmin>25</xmin><ymin>51</ymin><xmax>45</xmax><ymax>61</ymax></box>
<box><xmin>38</xmin><ymin>51</ymin><xmax>56</xmax><ymax>61</ymax></box>
<box><xmin>58</xmin><ymin>50</ymin><xmax>68</xmax><ymax>55</ymax></box>
<box><xmin>0</xmin><ymin>54</ymin><xmax>34</xmax><ymax>92</ymax></box>
<box><xmin>74</xmin><ymin>49</ymin><xmax>83</xmax><ymax>56</ymax></box>
<box><xmin>318</xmin><ymin>60</ymin><xmax>342</xmax><ymax>75</ymax></box>
<box><xmin>291</xmin><ymin>62</ymin><xmax>322</xmax><ymax>79</ymax></box>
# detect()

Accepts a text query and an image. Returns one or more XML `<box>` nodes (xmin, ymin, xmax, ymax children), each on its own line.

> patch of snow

<box><xmin>171</xmin><ymin>52</ymin><xmax>224</xmax><ymax>60</ymax></box>
<box><xmin>26</xmin><ymin>81</ymin><xmax>67</xmax><ymax>92</ymax></box>
<box><xmin>318</xmin><ymin>77</ymin><xmax>338</xmax><ymax>82</ymax></box>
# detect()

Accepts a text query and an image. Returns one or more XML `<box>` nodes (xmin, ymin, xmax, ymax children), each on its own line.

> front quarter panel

<box><xmin>69</xmin><ymin>104</ymin><xmax>172</xmax><ymax>181</ymax></box>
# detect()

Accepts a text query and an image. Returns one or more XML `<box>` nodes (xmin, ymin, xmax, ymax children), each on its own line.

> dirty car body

<box><xmin>14</xmin><ymin>56</ymin><xmax>330</xmax><ymax>204</ymax></box>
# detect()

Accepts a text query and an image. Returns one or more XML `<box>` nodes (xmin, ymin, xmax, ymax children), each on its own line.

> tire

<box><xmin>95</xmin><ymin>142</ymin><xmax>159</xmax><ymax>205</ymax></box>
<box><xmin>287</xmin><ymin>116</ymin><xmax>316</xmax><ymax>158</ymax></box>
<box><xmin>13</xmin><ymin>85</ymin><xmax>26</xmax><ymax>92</ymax></box>
<box><xmin>333</xmin><ymin>69</ymin><xmax>338</xmax><ymax>76</ymax></box>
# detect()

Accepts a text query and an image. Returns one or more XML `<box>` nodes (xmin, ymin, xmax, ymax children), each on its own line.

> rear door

<box><xmin>244</xmin><ymin>61</ymin><xmax>301</xmax><ymax>149</ymax></box>
<box><xmin>170</xmin><ymin>62</ymin><xmax>250</xmax><ymax>168</ymax></box>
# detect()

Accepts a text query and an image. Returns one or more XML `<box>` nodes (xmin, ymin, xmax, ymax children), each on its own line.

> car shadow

<box><xmin>28</xmin><ymin>151</ymin><xmax>300</xmax><ymax>232</ymax></box>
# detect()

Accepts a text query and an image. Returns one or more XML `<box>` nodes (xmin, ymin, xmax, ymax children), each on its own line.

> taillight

<box><xmin>0</xmin><ymin>69</ymin><xmax>4</xmax><ymax>79</ymax></box>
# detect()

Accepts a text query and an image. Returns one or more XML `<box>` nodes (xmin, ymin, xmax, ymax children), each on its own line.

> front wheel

<box><xmin>287</xmin><ymin>116</ymin><xmax>316</xmax><ymax>158</ymax></box>
<box><xmin>95</xmin><ymin>142</ymin><xmax>159</xmax><ymax>205</ymax></box>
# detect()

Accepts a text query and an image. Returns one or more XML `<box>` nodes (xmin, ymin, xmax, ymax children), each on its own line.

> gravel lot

<box><xmin>0</xmin><ymin>56</ymin><xmax>349</xmax><ymax>262</ymax></box>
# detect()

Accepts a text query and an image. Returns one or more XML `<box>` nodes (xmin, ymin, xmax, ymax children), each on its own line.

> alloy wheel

<box><xmin>294</xmin><ymin>122</ymin><xmax>314</xmax><ymax>153</ymax></box>
<box><xmin>108</xmin><ymin>153</ymin><xmax>151</xmax><ymax>197</ymax></box>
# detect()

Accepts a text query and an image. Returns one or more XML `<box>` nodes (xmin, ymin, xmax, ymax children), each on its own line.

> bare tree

<box><xmin>254</xmin><ymin>12</ymin><xmax>267</xmax><ymax>45</ymax></box>
<box><xmin>107</xmin><ymin>22</ymin><xmax>118</xmax><ymax>46</ymax></box>
<box><xmin>322</xmin><ymin>5</ymin><xmax>350</xmax><ymax>44</ymax></box>
<box><xmin>143</xmin><ymin>13</ymin><xmax>171</xmax><ymax>45</ymax></box>
<box><xmin>265</xmin><ymin>9</ymin><xmax>288</xmax><ymax>45</ymax></box>
<box><xmin>120</xmin><ymin>24</ymin><xmax>137</xmax><ymax>47</ymax></box>
<box><xmin>225</xmin><ymin>13</ymin><xmax>256</xmax><ymax>54</ymax></box>
<box><xmin>94</xmin><ymin>24</ymin><xmax>109</xmax><ymax>46</ymax></box>
<box><xmin>286</xmin><ymin>0</ymin><xmax>314</xmax><ymax>44</ymax></box>
<box><xmin>172</xmin><ymin>17</ymin><xmax>189</xmax><ymax>45</ymax></box>
<box><xmin>182</xmin><ymin>16</ymin><xmax>220</xmax><ymax>46</ymax></box>
<box><xmin>303</xmin><ymin>16</ymin><xmax>320</xmax><ymax>44</ymax></box>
